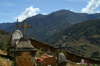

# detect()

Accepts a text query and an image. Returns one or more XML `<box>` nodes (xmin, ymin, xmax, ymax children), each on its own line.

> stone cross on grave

<box><xmin>14</xmin><ymin>20</ymin><xmax>37</xmax><ymax>66</ymax></box>
<box><xmin>17</xmin><ymin>19</ymin><xmax>19</xmax><ymax>30</ymax></box>
<box><xmin>59</xmin><ymin>44</ymin><xmax>66</xmax><ymax>52</ymax></box>
<box><xmin>57</xmin><ymin>44</ymin><xmax>68</xmax><ymax>66</ymax></box>
<box><xmin>18</xmin><ymin>20</ymin><xmax>33</xmax><ymax>37</ymax></box>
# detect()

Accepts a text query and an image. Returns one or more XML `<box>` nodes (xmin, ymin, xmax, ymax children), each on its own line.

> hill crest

<box><xmin>45</xmin><ymin>19</ymin><xmax>100</xmax><ymax>60</ymax></box>
<box><xmin>0</xmin><ymin>9</ymin><xmax>100</xmax><ymax>42</ymax></box>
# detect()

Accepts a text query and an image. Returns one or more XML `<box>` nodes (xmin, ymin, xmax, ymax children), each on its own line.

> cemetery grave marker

<box><xmin>14</xmin><ymin>20</ymin><xmax>37</xmax><ymax>66</ymax></box>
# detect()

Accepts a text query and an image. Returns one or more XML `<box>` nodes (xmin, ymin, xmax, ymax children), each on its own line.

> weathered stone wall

<box><xmin>30</xmin><ymin>38</ymin><xmax>57</xmax><ymax>55</ymax></box>
<box><xmin>30</xmin><ymin>38</ymin><xmax>100</xmax><ymax>64</ymax></box>
<box><xmin>65</xmin><ymin>51</ymin><xmax>100</xmax><ymax>64</ymax></box>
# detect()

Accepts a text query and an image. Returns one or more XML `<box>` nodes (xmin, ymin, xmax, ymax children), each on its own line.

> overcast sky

<box><xmin>0</xmin><ymin>0</ymin><xmax>100</xmax><ymax>23</ymax></box>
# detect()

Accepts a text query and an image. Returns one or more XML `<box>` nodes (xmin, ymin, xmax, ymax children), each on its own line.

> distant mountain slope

<box><xmin>45</xmin><ymin>19</ymin><xmax>100</xmax><ymax>60</ymax></box>
<box><xmin>0</xmin><ymin>9</ymin><xmax>100</xmax><ymax>42</ymax></box>
<box><xmin>0</xmin><ymin>23</ymin><xmax>15</xmax><ymax>31</ymax></box>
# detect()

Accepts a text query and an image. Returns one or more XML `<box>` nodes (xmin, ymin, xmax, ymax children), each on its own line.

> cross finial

<box><xmin>17</xmin><ymin>19</ymin><xmax>19</xmax><ymax>30</ymax></box>
<box><xmin>18</xmin><ymin>20</ymin><xmax>33</xmax><ymax>37</ymax></box>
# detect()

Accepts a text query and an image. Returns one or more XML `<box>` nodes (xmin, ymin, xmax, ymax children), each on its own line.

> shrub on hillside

<box><xmin>0</xmin><ymin>41</ymin><xmax>8</xmax><ymax>51</ymax></box>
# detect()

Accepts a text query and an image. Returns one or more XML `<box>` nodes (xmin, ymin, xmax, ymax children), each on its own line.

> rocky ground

<box><xmin>0</xmin><ymin>49</ymin><xmax>12</xmax><ymax>66</ymax></box>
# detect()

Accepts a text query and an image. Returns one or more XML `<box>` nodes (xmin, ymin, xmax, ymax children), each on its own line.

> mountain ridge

<box><xmin>0</xmin><ymin>9</ymin><xmax>100</xmax><ymax>42</ymax></box>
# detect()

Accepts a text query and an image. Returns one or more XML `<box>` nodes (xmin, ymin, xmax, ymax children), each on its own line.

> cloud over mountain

<box><xmin>96</xmin><ymin>11</ymin><xmax>100</xmax><ymax>13</ymax></box>
<box><xmin>15</xmin><ymin>6</ymin><xmax>40</xmax><ymax>22</ymax></box>
<box><xmin>81</xmin><ymin>0</ymin><xmax>100</xmax><ymax>14</ymax></box>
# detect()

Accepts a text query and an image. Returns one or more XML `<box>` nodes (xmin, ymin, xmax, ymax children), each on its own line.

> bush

<box><xmin>93</xmin><ymin>64</ymin><xmax>99</xmax><ymax>66</ymax></box>
<box><xmin>11</xmin><ymin>60</ymin><xmax>15</xmax><ymax>66</ymax></box>
<box><xmin>0</xmin><ymin>41</ymin><xmax>8</xmax><ymax>51</ymax></box>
